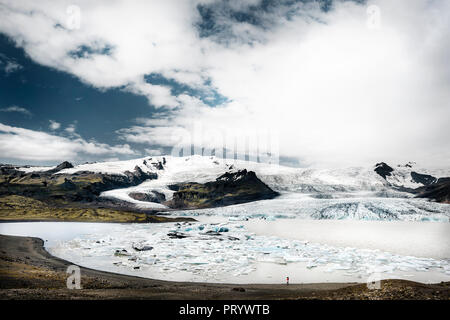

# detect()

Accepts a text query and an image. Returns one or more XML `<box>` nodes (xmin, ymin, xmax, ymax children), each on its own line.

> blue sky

<box><xmin>0</xmin><ymin>0</ymin><xmax>449</xmax><ymax>167</ymax></box>
<box><xmin>0</xmin><ymin>33</ymin><xmax>165</xmax><ymax>165</ymax></box>
<box><xmin>0</xmin><ymin>32</ymin><xmax>229</xmax><ymax>164</ymax></box>
<box><xmin>0</xmin><ymin>34</ymin><xmax>152</xmax><ymax>144</ymax></box>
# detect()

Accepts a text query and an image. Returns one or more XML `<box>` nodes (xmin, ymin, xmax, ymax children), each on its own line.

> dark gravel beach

<box><xmin>0</xmin><ymin>234</ymin><xmax>449</xmax><ymax>300</ymax></box>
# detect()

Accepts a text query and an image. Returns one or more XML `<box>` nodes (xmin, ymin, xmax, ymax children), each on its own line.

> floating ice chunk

<box><xmin>215</xmin><ymin>227</ymin><xmax>229</xmax><ymax>232</ymax></box>
<box><xmin>48</xmin><ymin>218</ymin><xmax>450</xmax><ymax>284</ymax></box>
<box><xmin>283</xmin><ymin>255</ymin><xmax>309</xmax><ymax>263</ymax></box>
<box><xmin>114</xmin><ymin>249</ymin><xmax>131</xmax><ymax>257</ymax></box>
<box><xmin>228</xmin><ymin>216</ymin><xmax>249</xmax><ymax>221</ymax></box>
<box><xmin>187</xmin><ymin>259</ymin><xmax>208</xmax><ymax>265</ymax></box>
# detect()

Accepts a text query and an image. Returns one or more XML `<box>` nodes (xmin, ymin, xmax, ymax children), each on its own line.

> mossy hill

<box><xmin>166</xmin><ymin>169</ymin><xmax>279</xmax><ymax>209</ymax></box>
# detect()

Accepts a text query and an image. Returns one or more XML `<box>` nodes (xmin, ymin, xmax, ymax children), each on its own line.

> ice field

<box><xmin>1</xmin><ymin>212</ymin><xmax>449</xmax><ymax>284</ymax></box>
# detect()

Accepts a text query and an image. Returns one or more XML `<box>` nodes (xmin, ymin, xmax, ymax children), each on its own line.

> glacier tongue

<box><xmin>171</xmin><ymin>194</ymin><xmax>450</xmax><ymax>222</ymax></box>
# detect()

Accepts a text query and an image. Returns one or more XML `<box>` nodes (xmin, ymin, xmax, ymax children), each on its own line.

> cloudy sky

<box><xmin>0</xmin><ymin>0</ymin><xmax>449</xmax><ymax>167</ymax></box>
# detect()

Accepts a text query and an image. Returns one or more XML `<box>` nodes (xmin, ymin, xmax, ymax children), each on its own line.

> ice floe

<box><xmin>46</xmin><ymin>220</ymin><xmax>450</xmax><ymax>284</ymax></box>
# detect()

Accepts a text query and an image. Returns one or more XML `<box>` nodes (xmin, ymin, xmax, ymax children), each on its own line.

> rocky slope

<box><xmin>166</xmin><ymin>169</ymin><xmax>279</xmax><ymax>209</ymax></box>
<box><xmin>373</xmin><ymin>162</ymin><xmax>450</xmax><ymax>203</ymax></box>
<box><xmin>0</xmin><ymin>158</ymin><xmax>280</xmax><ymax>219</ymax></box>
<box><xmin>414</xmin><ymin>178</ymin><xmax>450</xmax><ymax>204</ymax></box>
<box><xmin>0</xmin><ymin>162</ymin><xmax>157</xmax><ymax>203</ymax></box>
<box><xmin>0</xmin><ymin>161</ymin><xmax>166</xmax><ymax>222</ymax></box>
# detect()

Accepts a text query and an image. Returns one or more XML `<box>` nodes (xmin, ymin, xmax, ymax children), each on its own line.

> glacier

<box><xmin>54</xmin><ymin>155</ymin><xmax>450</xmax><ymax>222</ymax></box>
<box><xmin>171</xmin><ymin>193</ymin><xmax>450</xmax><ymax>222</ymax></box>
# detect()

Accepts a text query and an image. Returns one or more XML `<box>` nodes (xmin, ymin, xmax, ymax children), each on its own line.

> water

<box><xmin>1</xmin><ymin>214</ymin><xmax>449</xmax><ymax>284</ymax></box>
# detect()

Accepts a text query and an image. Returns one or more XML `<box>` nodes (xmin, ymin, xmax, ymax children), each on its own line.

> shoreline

<box><xmin>0</xmin><ymin>234</ymin><xmax>449</xmax><ymax>299</ymax></box>
<box><xmin>0</xmin><ymin>215</ymin><xmax>196</xmax><ymax>224</ymax></box>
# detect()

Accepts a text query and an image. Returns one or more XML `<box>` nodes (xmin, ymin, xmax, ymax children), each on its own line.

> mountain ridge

<box><xmin>1</xmin><ymin>156</ymin><xmax>450</xmax><ymax>223</ymax></box>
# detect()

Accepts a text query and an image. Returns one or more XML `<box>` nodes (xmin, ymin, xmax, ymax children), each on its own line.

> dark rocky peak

<box><xmin>46</xmin><ymin>161</ymin><xmax>74</xmax><ymax>173</ymax></box>
<box><xmin>150</xmin><ymin>161</ymin><xmax>164</xmax><ymax>170</ymax></box>
<box><xmin>437</xmin><ymin>177</ymin><xmax>450</xmax><ymax>184</ymax></box>
<box><xmin>122</xmin><ymin>166</ymin><xmax>157</xmax><ymax>182</ymax></box>
<box><xmin>56</xmin><ymin>161</ymin><xmax>74</xmax><ymax>170</ymax></box>
<box><xmin>216</xmin><ymin>169</ymin><xmax>257</xmax><ymax>183</ymax></box>
<box><xmin>0</xmin><ymin>165</ymin><xmax>21</xmax><ymax>176</ymax></box>
<box><xmin>414</xmin><ymin>177</ymin><xmax>450</xmax><ymax>204</ymax></box>
<box><xmin>374</xmin><ymin>162</ymin><xmax>394</xmax><ymax>179</ymax></box>
<box><xmin>398</xmin><ymin>161</ymin><xmax>416</xmax><ymax>168</ymax></box>
<box><xmin>167</xmin><ymin>169</ymin><xmax>278</xmax><ymax>209</ymax></box>
<box><xmin>411</xmin><ymin>172</ymin><xmax>437</xmax><ymax>186</ymax></box>
<box><xmin>134</xmin><ymin>165</ymin><xmax>144</xmax><ymax>174</ymax></box>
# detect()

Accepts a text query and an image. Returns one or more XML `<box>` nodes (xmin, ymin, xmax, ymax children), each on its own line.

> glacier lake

<box><xmin>1</xmin><ymin>194</ymin><xmax>449</xmax><ymax>284</ymax></box>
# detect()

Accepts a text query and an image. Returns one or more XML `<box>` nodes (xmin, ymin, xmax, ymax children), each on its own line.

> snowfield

<box><xmin>17</xmin><ymin>165</ymin><xmax>56</xmax><ymax>173</ymax></box>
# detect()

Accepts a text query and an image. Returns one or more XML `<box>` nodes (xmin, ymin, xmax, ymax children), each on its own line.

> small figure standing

<box><xmin>286</xmin><ymin>276</ymin><xmax>289</xmax><ymax>285</ymax></box>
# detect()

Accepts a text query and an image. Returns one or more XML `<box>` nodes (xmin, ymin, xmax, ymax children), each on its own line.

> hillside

<box><xmin>167</xmin><ymin>169</ymin><xmax>279</xmax><ymax>209</ymax></box>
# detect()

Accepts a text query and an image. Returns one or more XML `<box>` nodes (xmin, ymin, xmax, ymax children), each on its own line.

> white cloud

<box><xmin>1</xmin><ymin>0</ymin><xmax>449</xmax><ymax>166</ymax></box>
<box><xmin>144</xmin><ymin>148</ymin><xmax>163</xmax><ymax>156</ymax></box>
<box><xmin>65</xmin><ymin>123</ymin><xmax>76</xmax><ymax>133</ymax></box>
<box><xmin>125</xmin><ymin>79</ymin><xmax>179</xmax><ymax>108</ymax></box>
<box><xmin>48</xmin><ymin>120</ymin><xmax>61</xmax><ymax>130</ymax></box>
<box><xmin>0</xmin><ymin>123</ymin><xmax>137</xmax><ymax>162</ymax></box>
<box><xmin>4</xmin><ymin>60</ymin><xmax>22</xmax><ymax>73</ymax></box>
<box><xmin>117</xmin><ymin>125</ymin><xmax>190</xmax><ymax>147</ymax></box>
<box><xmin>0</xmin><ymin>53</ymin><xmax>23</xmax><ymax>74</ymax></box>
<box><xmin>0</xmin><ymin>0</ymin><xmax>205</xmax><ymax>106</ymax></box>
<box><xmin>0</xmin><ymin>105</ymin><xmax>31</xmax><ymax>116</ymax></box>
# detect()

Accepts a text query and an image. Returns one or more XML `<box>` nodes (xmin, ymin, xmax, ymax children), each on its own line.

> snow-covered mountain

<box><xmin>51</xmin><ymin>155</ymin><xmax>384</xmax><ymax>207</ymax></box>
<box><xmin>10</xmin><ymin>155</ymin><xmax>450</xmax><ymax>218</ymax></box>
<box><xmin>3</xmin><ymin>155</ymin><xmax>449</xmax><ymax>223</ymax></box>
<box><xmin>14</xmin><ymin>155</ymin><xmax>435</xmax><ymax>208</ymax></box>
<box><xmin>374</xmin><ymin>161</ymin><xmax>447</xmax><ymax>189</ymax></box>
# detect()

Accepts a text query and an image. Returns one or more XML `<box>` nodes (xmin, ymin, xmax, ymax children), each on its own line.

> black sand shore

<box><xmin>0</xmin><ymin>234</ymin><xmax>449</xmax><ymax>300</ymax></box>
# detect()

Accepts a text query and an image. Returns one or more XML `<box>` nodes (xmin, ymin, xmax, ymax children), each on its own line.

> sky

<box><xmin>0</xmin><ymin>0</ymin><xmax>449</xmax><ymax>167</ymax></box>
